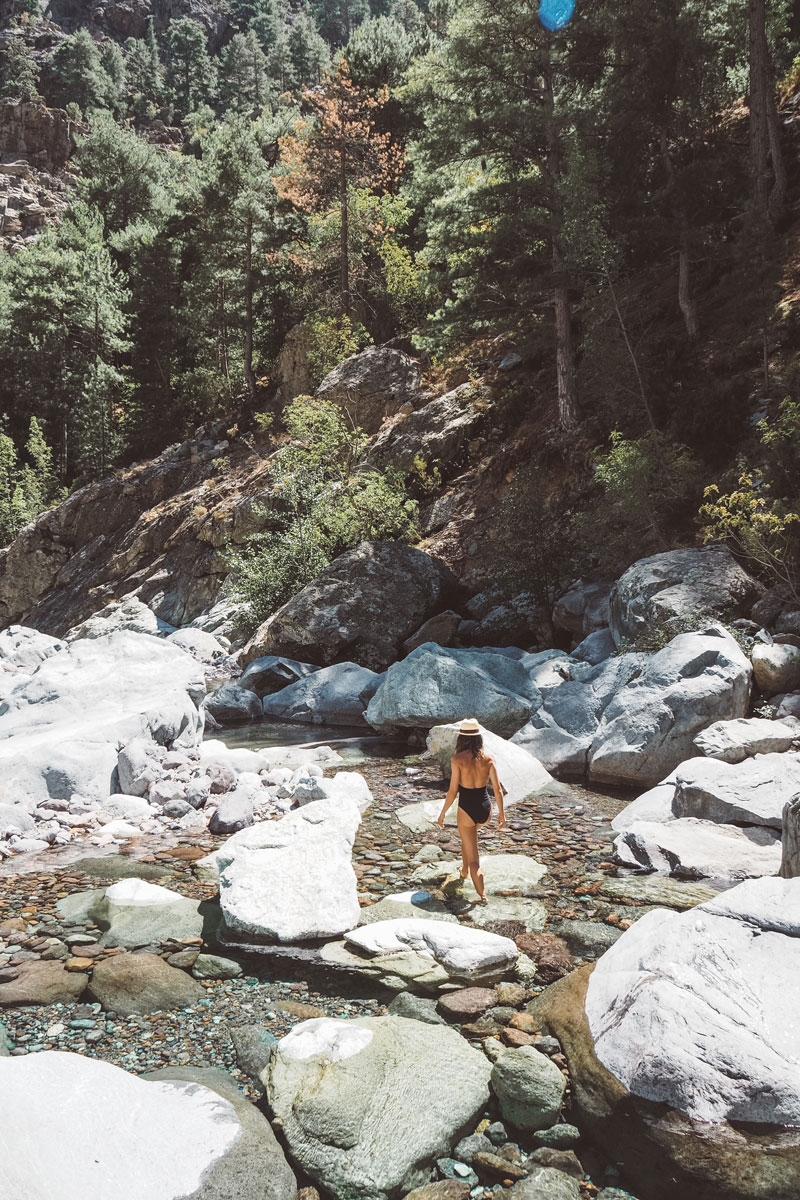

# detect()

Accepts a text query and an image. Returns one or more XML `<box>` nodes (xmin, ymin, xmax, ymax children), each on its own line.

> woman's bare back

<box><xmin>454</xmin><ymin>750</ymin><xmax>494</xmax><ymax>789</ymax></box>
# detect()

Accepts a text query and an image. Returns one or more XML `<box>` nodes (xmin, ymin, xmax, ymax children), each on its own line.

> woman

<box><xmin>437</xmin><ymin>718</ymin><xmax>506</xmax><ymax>903</ymax></box>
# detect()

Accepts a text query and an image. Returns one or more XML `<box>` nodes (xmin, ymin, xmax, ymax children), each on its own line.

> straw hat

<box><xmin>458</xmin><ymin>718</ymin><xmax>480</xmax><ymax>735</ymax></box>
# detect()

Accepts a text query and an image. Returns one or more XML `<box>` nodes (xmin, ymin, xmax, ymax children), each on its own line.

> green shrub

<box><xmin>227</xmin><ymin>395</ymin><xmax>419</xmax><ymax>624</ymax></box>
<box><xmin>305</xmin><ymin>315</ymin><xmax>372</xmax><ymax>389</ymax></box>
<box><xmin>0</xmin><ymin>418</ymin><xmax>65</xmax><ymax>545</ymax></box>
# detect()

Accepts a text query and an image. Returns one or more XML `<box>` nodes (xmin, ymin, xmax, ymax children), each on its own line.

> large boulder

<box><xmin>513</xmin><ymin>627</ymin><xmax>752</xmax><ymax>787</ymax></box>
<box><xmin>263</xmin><ymin>662</ymin><xmax>383</xmax><ymax>727</ymax></box>
<box><xmin>396</xmin><ymin>723</ymin><xmax>561</xmax><ymax>831</ymax></box>
<box><xmin>0</xmin><ymin>960</ymin><xmax>88</xmax><ymax>1007</ymax></box>
<box><xmin>0</xmin><ymin>625</ymin><xmax>64</xmax><ymax>672</ymax></box>
<box><xmin>751</xmin><ymin>643</ymin><xmax>800</xmax><ymax>696</ymax></box>
<box><xmin>203</xmin><ymin>682</ymin><xmax>263</xmax><ymax>724</ymax></box>
<box><xmin>65</xmin><ymin>596</ymin><xmax>166</xmax><ymax>641</ymax></box>
<box><xmin>242</xmin><ymin>542</ymin><xmax>457</xmax><ymax>672</ymax></box>
<box><xmin>0</xmin><ymin>1049</ymin><xmax>294</xmax><ymax>1200</ymax></box>
<box><xmin>671</xmin><ymin>752</ymin><xmax>800</xmax><ymax>830</ymax></box>
<box><xmin>614</xmin><ymin>817</ymin><xmax>781</xmax><ymax>883</ymax></box>
<box><xmin>366</xmin><ymin>644</ymin><xmax>541</xmax><ymax>738</ymax></box>
<box><xmin>316</xmin><ymin>345</ymin><xmax>424</xmax><ymax>434</ymax></box>
<box><xmin>215</xmin><ymin>796</ymin><xmax>362</xmax><ymax>943</ymax></box>
<box><xmin>143</xmin><ymin>1067</ymin><xmax>296</xmax><ymax>1200</ymax></box>
<box><xmin>344</xmin><ymin>919</ymin><xmax>519</xmax><ymax>984</ymax></box>
<box><xmin>693</xmin><ymin>716</ymin><xmax>797</xmax><ymax>762</ymax></box>
<box><xmin>532</xmin><ymin>878</ymin><xmax>800</xmax><ymax>1200</ymax></box>
<box><xmin>239</xmin><ymin>654</ymin><xmax>319</xmax><ymax>698</ymax></box>
<box><xmin>609</xmin><ymin>547</ymin><xmax>761</xmax><ymax>645</ymax></box>
<box><xmin>87</xmin><ymin>952</ymin><xmax>204</xmax><ymax>1015</ymax></box>
<box><xmin>0</xmin><ymin>631</ymin><xmax>205</xmax><ymax>811</ymax></box>
<box><xmin>263</xmin><ymin>1015</ymin><xmax>492</xmax><ymax>1200</ymax></box>
<box><xmin>490</xmin><ymin>1045</ymin><xmax>567</xmax><ymax>1131</ymax></box>
<box><xmin>553</xmin><ymin>582</ymin><xmax>612</xmax><ymax>638</ymax></box>
<box><xmin>98</xmin><ymin>879</ymin><xmax>208</xmax><ymax>948</ymax></box>
<box><xmin>363</xmin><ymin>383</ymin><xmax>489</xmax><ymax>475</ymax></box>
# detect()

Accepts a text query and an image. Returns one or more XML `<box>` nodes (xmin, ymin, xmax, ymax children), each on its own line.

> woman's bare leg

<box><xmin>457</xmin><ymin>809</ymin><xmax>487</xmax><ymax>900</ymax></box>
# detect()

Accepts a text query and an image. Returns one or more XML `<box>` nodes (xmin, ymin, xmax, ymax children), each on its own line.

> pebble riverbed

<box><xmin>0</xmin><ymin>736</ymin><xmax>666</xmax><ymax>1198</ymax></box>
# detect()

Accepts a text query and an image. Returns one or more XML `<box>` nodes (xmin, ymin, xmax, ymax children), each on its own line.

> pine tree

<box><xmin>123</xmin><ymin>16</ymin><xmax>163</xmax><ymax>114</ymax></box>
<box><xmin>51</xmin><ymin>28</ymin><xmax>117</xmax><ymax>114</ymax></box>
<box><xmin>76</xmin><ymin>116</ymin><xmax>171</xmax><ymax>233</ymax></box>
<box><xmin>411</xmin><ymin>0</ymin><xmax>582</xmax><ymax>429</ymax></box>
<box><xmin>346</xmin><ymin>15</ymin><xmax>414</xmax><ymax>88</ymax></box>
<box><xmin>99</xmin><ymin>40</ymin><xmax>126</xmax><ymax>114</ymax></box>
<box><xmin>175</xmin><ymin>114</ymin><xmax>297</xmax><ymax>411</ymax></box>
<box><xmin>164</xmin><ymin>18</ymin><xmax>217</xmax><ymax>117</ymax></box>
<box><xmin>0</xmin><ymin>205</ymin><xmax>130</xmax><ymax>479</ymax></box>
<box><xmin>217</xmin><ymin>29</ymin><xmax>273</xmax><ymax>113</ymax></box>
<box><xmin>286</xmin><ymin>11</ymin><xmax>329</xmax><ymax>87</ymax></box>
<box><xmin>0</xmin><ymin>33</ymin><xmax>40</xmax><ymax>101</ymax></box>
<box><xmin>278</xmin><ymin>58</ymin><xmax>401</xmax><ymax>314</ymax></box>
<box><xmin>309</xmin><ymin>0</ymin><xmax>369</xmax><ymax>46</ymax></box>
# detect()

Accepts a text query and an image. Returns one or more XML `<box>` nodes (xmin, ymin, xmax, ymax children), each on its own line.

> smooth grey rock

<box><xmin>191</xmin><ymin>954</ymin><xmax>243</xmax><ymax>980</ymax></box>
<box><xmin>514</xmin><ymin>627</ymin><xmax>752</xmax><ymax>787</ymax></box>
<box><xmin>614</xmin><ymin>818</ymin><xmax>781</xmax><ymax>883</ymax></box>
<box><xmin>263</xmin><ymin>661</ymin><xmax>383</xmax><ymax>727</ymax></box>
<box><xmin>609</xmin><ymin>547</ymin><xmax>761</xmax><ymax>645</ymax></box>
<box><xmin>208</xmin><ymin>791</ymin><xmax>255</xmax><ymax>835</ymax></box>
<box><xmin>203</xmin><ymin>683</ymin><xmax>263</xmax><ymax>724</ymax></box>
<box><xmin>366</xmin><ymin>643</ymin><xmax>541</xmax><ymax>738</ymax></box>
<box><xmin>571</xmin><ymin>628</ymin><xmax>616</xmax><ymax>666</ymax></box>
<box><xmin>263</xmin><ymin>1015</ymin><xmax>492</xmax><ymax>1200</ymax></box>
<box><xmin>0</xmin><ymin>803</ymin><xmax>34</xmax><ymax>835</ymax></box>
<box><xmin>239</xmin><ymin>655</ymin><xmax>319</xmax><ymax>698</ymax></box>
<box><xmin>671</xmin><ymin>752</ymin><xmax>800</xmax><ymax>829</ymax></box>
<box><xmin>403</xmin><ymin>610</ymin><xmax>462</xmax><ymax>654</ymax></box>
<box><xmin>752</xmin><ymin>643</ymin><xmax>800</xmax><ymax>696</ymax></box>
<box><xmin>99</xmin><ymin>879</ymin><xmax>206</xmax><ymax>948</ymax></box>
<box><xmin>0</xmin><ymin>1019</ymin><xmax>10</xmax><ymax>1055</ymax></box>
<box><xmin>345</xmin><ymin>919</ymin><xmax>519</xmax><ymax>983</ymax></box>
<box><xmin>143</xmin><ymin>1066</ymin><xmax>296</xmax><ymax>1200</ymax></box>
<box><xmin>167</xmin><ymin>628</ymin><xmax>228</xmax><ymax>662</ymax></box>
<box><xmin>387</xmin><ymin>992</ymin><xmax>447</xmax><ymax>1025</ymax></box>
<box><xmin>469</xmin><ymin>593</ymin><xmax>544</xmax><ymax>649</ymax></box>
<box><xmin>65</xmin><ymin>596</ymin><xmax>165</xmax><ymax>642</ymax></box>
<box><xmin>230</xmin><ymin>1024</ymin><xmax>278</xmax><ymax>1089</ymax></box>
<box><xmin>117</xmin><ymin>738</ymin><xmax>164</xmax><ymax>798</ymax></box>
<box><xmin>491</xmin><ymin>1045</ymin><xmax>567</xmax><ymax>1131</ymax></box>
<box><xmin>241</xmin><ymin>541</ymin><xmax>456</xmax><ymax>673</ymax></box>
<box><xmin>0</xmin><ymin>625</ymin><xmax>64</xmax><ymax>671</ymax></box>
<box><xmin>553</xmin><ymin>582</ymin><xmax>612</xmax><ymax>638</ymax></box>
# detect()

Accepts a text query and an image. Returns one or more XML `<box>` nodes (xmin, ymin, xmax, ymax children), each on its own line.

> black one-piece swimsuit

<box><xmin>458</xmin><ymin>784</ymin><xmax>492</xmax><ymax>825</ymax></box>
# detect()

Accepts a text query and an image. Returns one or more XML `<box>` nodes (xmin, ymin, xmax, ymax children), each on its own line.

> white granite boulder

<box><xmin>263</xmin><ymin>1015</ymin><xmax>492</xmax><ymax>1200</ymax></box>
<box><xmin>216</xmin><ymin>796</ymin><xmax>362</xmax><ymax>942</ymax></box>
<box><xmin>0</xmin><ymin>1050</ymin><xmax>295</xmax><ymax>1200</ymax></box>
<box><xmin>0</xmin><ymin>632</ymin><xmax>205</xmax><ymax>812</ymax></box>
<box><xmin>345</xmin><ymin>918</ymin><xmax>518</xmax><ymax>982</ymax></box>
<box><xmin>366</xmin><ymin>643</ymin><xmax>541</xmax><ymax>738</ymax></box>
<box><xmin>65</xmin><ymin>596</ymin><xmax>167</xmax><ymax>641</ymax></box>
<box><xmin>693</xmin><ymin>716</ymin><xmax>797</xmax><ymax>762</ymax></box>
<box><xmin>531</xmin><ymin>877</ymin><xmax>800</xmax><ymax>1200</ymax></box>
<box><xmin>0</xmin><ymin>625</ymin><xmax>64</xmax><ymax>672</ymax></box>
<box><xmin>671</xmin><ymin>752</ymin><xmax>800</xmax><ymax>829</ymax></box>
<box><xmin>613</xmin><ymin>817</ymin><xmax>781</xmax><ymax>883</ymax></box>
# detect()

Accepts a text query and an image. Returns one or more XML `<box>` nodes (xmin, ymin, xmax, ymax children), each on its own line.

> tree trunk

<box><xmin>660</xmin><ymin>130</ymin><xmax>698</xmax><ymax>344</ymax></box>
<box><xmin>779</xmin><ymin>796</ymin><xmax>800</xmax><ymax>878</ymax></box>
<box><xmin>339</xmin><ymin>148</ymin><xmax>350</xmax><ymax>317</ymax></box>
<box><xmin>749</xmin><ymin>0</ymin><xmax>786</xmax><ymax>226</ymax></box>
<box><xmin>542</xmin><ymin>49</ymin><xmax>579</xmax><ymax>433</ymax></box>
<box><xmin>243</xmin><ymin>209</ymin><xmax>256</xmax><ymax>401</ymax></box>
<box><xmin>678</xmin><ymin>225</ymin><xmax>698</xmax><ymax>343</ymax></box>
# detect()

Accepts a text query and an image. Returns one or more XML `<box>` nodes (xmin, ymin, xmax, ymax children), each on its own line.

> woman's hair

<box><xmin>456</xmin><ymin>733</ymin><xmax>484</xmax><ymax>759</ymax></box>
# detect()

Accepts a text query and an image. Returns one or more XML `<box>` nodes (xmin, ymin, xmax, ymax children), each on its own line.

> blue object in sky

<box><xmin>539</xmin><ymin>0</ymin><xmax>575</xmax><ymax>30</ymax></box>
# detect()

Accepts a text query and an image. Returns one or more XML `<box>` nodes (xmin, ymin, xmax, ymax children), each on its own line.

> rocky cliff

<box><xmin>0</xmin><ymin>101</ymin><xmax>74</xmax><ymax>251</ymax></box>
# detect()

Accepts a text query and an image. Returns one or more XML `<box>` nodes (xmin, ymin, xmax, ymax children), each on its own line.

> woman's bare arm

<box><xmin>438</xmin><ymin>757</ymin><xmax>460</xmax><ymax>827</ymax></box>
<box><xmin>489</xmin><ymin>760</ymin><xmax>506</xmax><ymax>828</ymax></box>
